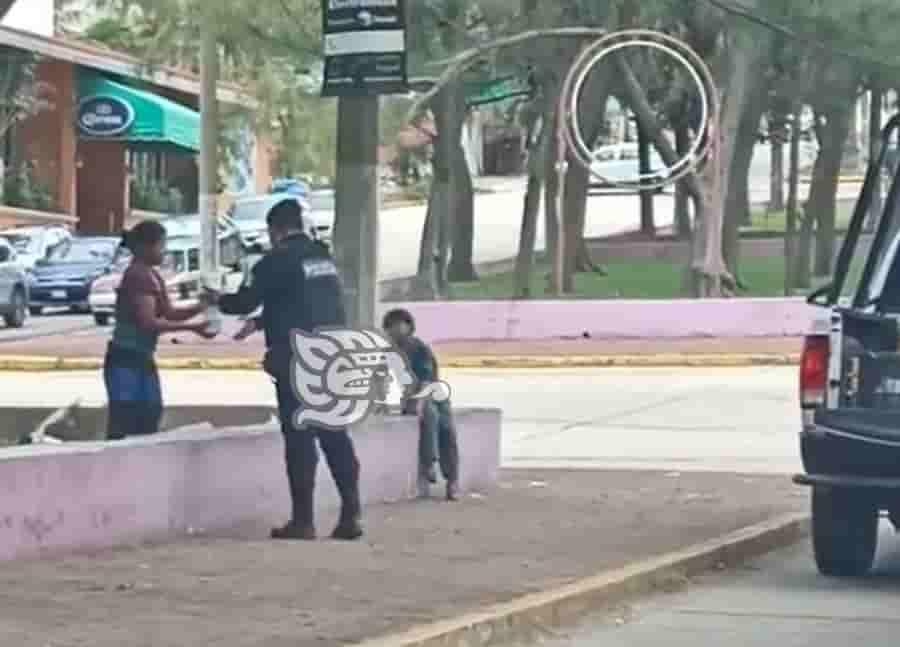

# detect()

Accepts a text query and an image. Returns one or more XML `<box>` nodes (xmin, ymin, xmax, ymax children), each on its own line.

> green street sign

<box><xmin>466</xmin><ymin>76</ymin><xmax>531</xmax><ymax>107</ymax></box>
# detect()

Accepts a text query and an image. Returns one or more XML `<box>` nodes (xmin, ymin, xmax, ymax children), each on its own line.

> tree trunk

<box><xmin>674</xmin><ymin>122</ymin><xmax>692</xmax><ymax>239</ymax></box>
<box><xmin>812</xmin><ymin>100</ymin><xmax>854</xmax><ymax>278</ymax></box>
<box><xmin>412</xmin><ymin>182</ymin><xmax>443</xmax><ymax>299</ymax></box>
<box><xmin>637</xmin><ymin>121</ymin><xmax>655</xmax><ymax>236</ymax></box>
<box><xmin>616</xmin><ymin>44</ymin><xmax>746</xmax><ymax>298</ymax></box>
<box><xmin>794</xmin><ymin>210</ymin><xmax>815</xmax><ymax>290</ymax></box>
<box><xmin>447</xmin><ymin>138</ymin><xmax>477</xmax><ymax>282</ymax></box>
<box><xmin>514</xmin><ymin>113</ymin><xmax>548</xmax><ymax>299</ymax></box>
<box><xmin>562</xmin><ymin>153</ymin><xmax>589</xmax><ymax>292</ymax></box>
<box><xmin>543</xmin><ymin>110</ymin><xmax>562</xmax><ymax>296</ymax></box>
<box><xmin>563</xmin><ymin>74</ymin><xmax>612</xmax><ymax>283</ymax></box>
<box><xmin>414</xmin><ymin>87</ymin><xmax>459</xmax><ymax>299</ymax></box>
<box><xmin>0</xmin><ymin>1</ymin><xmax>16</xmax><ymax>21</ymax></box>
<box><xmin>769</xmin><ymin>116</ymin><xmax>785</xmax><ymax>212</ymax></box>
<box><xmin>784</xmin><ymin>109</ymin><xmax>802</xmax><ymax>295</ymax></box>
<box><xmin>515</xmin><ymin>173</ymin><xmax>543</xmax><ymax>298</ymax></box>
<box><xmin>723</xmin><ymin>77</ymin><xmax>766</xmax><ymax>282</ymax></box>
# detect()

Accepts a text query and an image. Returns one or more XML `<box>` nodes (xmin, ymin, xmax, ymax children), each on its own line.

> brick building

<box><xmin>0</xmin><ymin>23</ymin><xmax>272</xmax><ymax>232</ymax></box>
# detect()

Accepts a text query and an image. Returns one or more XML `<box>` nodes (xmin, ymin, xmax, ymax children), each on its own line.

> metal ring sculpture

<box><xmin>557</xmin><ymin>29</ymin><xmax>719</xmax><ymax>191</ymax></box>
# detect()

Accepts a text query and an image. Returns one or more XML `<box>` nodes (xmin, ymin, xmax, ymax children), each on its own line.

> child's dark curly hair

<box><xmin>382</xmin><ymin>308</ymin><xmax>415</xmax><ymax>333</ymax></box>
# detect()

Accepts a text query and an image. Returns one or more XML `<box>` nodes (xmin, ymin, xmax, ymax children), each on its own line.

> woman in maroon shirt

<box><xmin>104</xmin><ymin>220</ymin><xmax>215</xmax><ymax>440</ymax></box>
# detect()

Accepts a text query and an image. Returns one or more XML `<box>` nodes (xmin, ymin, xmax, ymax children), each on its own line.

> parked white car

<box><xmin>88</xmin><ymin>215</ymin><xmax>244</xmax><ymax>326</ymax></box>
<box><xmin>0</xmin><ymin>226</ymin><xmax>71</xmax><ymax>271</ymax></box>
<box><xmin>89</xmin><ymin>235</ymin><xmax>241</xmax><ymax>327</ymax></box>
<box><xmin>590</xmin><ymin>143</ymin><xmax>668</xmax><ymax>192</ymax></box>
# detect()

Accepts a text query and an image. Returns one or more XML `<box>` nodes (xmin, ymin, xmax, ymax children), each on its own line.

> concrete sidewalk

<box><xmin>0</xmin><ymin>469</ymin><xmax>805</xmax><ymax>647</ymax></box>
<box><xmin>0</xmin><ymin>327</ymin><xmax>804</xmax><ymax>370</ymax></box>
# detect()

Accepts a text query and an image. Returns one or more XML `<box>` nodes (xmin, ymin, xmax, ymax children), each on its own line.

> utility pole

<box><xmin>333</xmin><ymin>96</ymin><xmax>380</xmax><ymax>328</ymax></box>
<box><xmin>199</xmin><ymin>23</ymin><xmax>221</xmax><ymax>331</ymax></box>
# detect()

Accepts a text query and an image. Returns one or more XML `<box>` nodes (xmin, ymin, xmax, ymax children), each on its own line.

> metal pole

<box><xmin>199</xmin><ymin>23</ymin><xmax>221</xmax><ymax>331</ymax></box>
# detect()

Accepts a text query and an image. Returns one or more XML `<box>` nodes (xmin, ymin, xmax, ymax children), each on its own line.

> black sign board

<box><xmin>321</xmin><ymin>0</ymin><xmax>408</xmax><ymax>97</ymax></box>
<box><xmin>77</xmin><ymin>95</ymin><xmax>135</xmax><ymax>137</ymax></box>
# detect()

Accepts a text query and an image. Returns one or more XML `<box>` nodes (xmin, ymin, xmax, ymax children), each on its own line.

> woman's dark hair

<box><xmin>122</xmin><ymin>220</ymin><xmax>166</xmax><ymax>253</ymax></box>
<box><xmin>382</xmin><ymin>308</ymin><xmax>416</xmax><ymax>333</ymax></box>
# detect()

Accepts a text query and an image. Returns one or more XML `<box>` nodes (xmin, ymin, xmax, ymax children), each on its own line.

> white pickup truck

<box><xmin>89</xmin><ymin>234</ymin><xmax>242</xmax><ymax>326</ymax></box>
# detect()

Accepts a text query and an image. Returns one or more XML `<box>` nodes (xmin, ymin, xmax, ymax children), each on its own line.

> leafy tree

<box><xmin>0</xmin><ymin>46</ymin><xmax>54</xmax><ymax>206</ymax></box>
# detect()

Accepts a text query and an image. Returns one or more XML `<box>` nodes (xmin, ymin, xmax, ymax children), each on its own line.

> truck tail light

<box><xmin>800</xmin><ymin>335</ymin><xmax>829</xmax><ymax>409</ymax></box>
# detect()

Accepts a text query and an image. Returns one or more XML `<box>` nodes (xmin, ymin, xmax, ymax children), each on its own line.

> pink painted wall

<box><xmin>378</xmin><ymin>298</ymin><xmax>818</xmax><ymax>342</ymax></box>
<box><xmin>0</xmin><ymin>409</ymin><xmax>501</xmax><ymax>562</ymax></box>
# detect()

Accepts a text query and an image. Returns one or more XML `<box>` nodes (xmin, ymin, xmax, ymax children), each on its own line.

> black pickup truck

<box><xmin>796</xmin><ymin>113</ymin><xmax>900</xmax><ymax>577</ymax></box>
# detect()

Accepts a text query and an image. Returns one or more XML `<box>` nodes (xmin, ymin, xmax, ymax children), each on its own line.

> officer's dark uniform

<box><xmin>219</xmin><ymin>233</ymin><xmax>361</xmax><ymax>536</ymax></box>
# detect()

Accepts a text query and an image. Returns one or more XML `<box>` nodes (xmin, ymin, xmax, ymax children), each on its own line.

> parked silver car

<box><xmin>0</xmin><ymin>237</ymin><xmax>29</xmax><ymax>328</ymax></box>
<box><xmin>229</xmin><ymin>193</ymin><xmax>333</xmax><ymax>252</ymax></box>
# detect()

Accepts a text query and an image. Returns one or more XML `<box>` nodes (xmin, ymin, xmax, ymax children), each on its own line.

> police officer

<box><xmin>216</xmin><ymin>199</ymin><xmax>363</xmax><ymax>541</ymax></box>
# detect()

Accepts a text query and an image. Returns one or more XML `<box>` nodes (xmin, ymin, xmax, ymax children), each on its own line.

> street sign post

<box><xmin>320</xmin><ymin>1</ymin><xmax>408</xmax><ymax>326</ymax></box>
<box><xmin>321</xmin><ymin>0</ymin><xmax>408</xmax><ymax>98</ymax></box>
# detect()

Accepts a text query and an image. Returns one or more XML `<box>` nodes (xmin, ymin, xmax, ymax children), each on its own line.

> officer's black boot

<box><xmin>331</xmin><ymin>486</ymin><xmax>363</xmax><ymax>541</ymax></box>
<box><xmin>272</xmin><ymin>438</ymin><xmax>317</xmax><ymax>541</ymax></box>
<box><xmin>272</xmin><ymin>479</ymin><xmax>316</xmax><ymax>541</ymax></box>
<box><xmin>330</xmin><ymin>455</ymin><xmax>363</xmax><ymax>541</ymax></box>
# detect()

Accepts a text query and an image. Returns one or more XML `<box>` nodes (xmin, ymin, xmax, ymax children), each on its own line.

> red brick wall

<box><xmin>76</xmin><ymin>140</ymin><xmax>127</xmax><ymax>234</ymax></box>
<box><xmin>17</xmin><ymin>60</ymin><xmax>77</xmax><ymax>214</ymax></box>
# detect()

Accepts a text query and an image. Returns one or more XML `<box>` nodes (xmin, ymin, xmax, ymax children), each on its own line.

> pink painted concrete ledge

<box><xmin>378</xmin><ymin>298</ymin><xmax>818</xmax><ymax>343</ymax></box>
<box><xmin>0</xmin><ymin>408</ymin><xmax>502</xmax><ymax>562</ymax></box>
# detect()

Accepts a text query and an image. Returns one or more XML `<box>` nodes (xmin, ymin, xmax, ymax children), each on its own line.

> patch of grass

<box><xmin>450</xmin><ymin>256</ymin><xmax>789</xmax><ymax>300</ymax></box>
<box><xmin>745</xmin><ymin>201</ymin><xmax>854</xmax><ymax>233</ymax></box>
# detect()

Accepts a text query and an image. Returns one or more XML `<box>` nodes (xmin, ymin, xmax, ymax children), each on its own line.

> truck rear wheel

<box><xmin>812</xmin><ymin>487</ymin><xmax>878</xmax><ymax>577</ymax></box>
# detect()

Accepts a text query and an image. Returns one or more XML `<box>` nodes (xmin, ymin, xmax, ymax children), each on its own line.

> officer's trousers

<box><xmin>274</xmin><ymin>377</ymin><xmax>361</xmax><ymax>528</ymax></box>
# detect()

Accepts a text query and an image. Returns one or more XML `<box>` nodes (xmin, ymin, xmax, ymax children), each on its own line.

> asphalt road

<box><xmin>531</xmin><ymin>525</ymin><xmax>900</xmax><ymax>647</ymax></box>
<box><xmin>0</xmin><ymin>308</ymin><xmax>95</xmax><ymax>344</ymax></box>
<box><xmin>380</xmin><ymin>189</ymin><xmax>677</xmax><ymax>279</ymax></box>
<box><xmin>0</xmin><ymin>366</ymin><xmax>800</xmax><ymax>474</ymax></box>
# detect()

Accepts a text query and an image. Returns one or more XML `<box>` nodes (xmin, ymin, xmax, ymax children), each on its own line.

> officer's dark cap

<box><xmin>267</xmin><ymin>199</ymin><xmax>304</xmax><ymax>230</ymax></box>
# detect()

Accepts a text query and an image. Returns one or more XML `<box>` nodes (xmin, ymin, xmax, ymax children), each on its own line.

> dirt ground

<box><xmin>0</xmin><ymin>469</ymin><xmax>807</xmax><ymax>647</ymax></box>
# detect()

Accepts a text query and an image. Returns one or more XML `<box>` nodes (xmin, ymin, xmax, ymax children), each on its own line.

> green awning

<box><xmin>77</xmin><ymin>74</ymin><xmax>200</xmax><ymax>152</ymax></box>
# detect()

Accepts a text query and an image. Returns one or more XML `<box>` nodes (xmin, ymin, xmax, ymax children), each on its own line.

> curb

<box><xmin>356</xmin><ymin>513</ymin><xmax>809</xmax><ymax>647</ymax></box>
<box><xmin>441</xmin><ymin>353</ymin><xmax>801</xmax><ymax>369</ymax></box>
<box><xmin>0</xmin><ymin>353</ymin><xmax>802</xmax><ymax>371</ymax></box>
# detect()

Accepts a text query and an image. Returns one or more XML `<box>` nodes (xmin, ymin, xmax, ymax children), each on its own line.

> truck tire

<box><xmin>812</xmin><ymin>487</ymin><xmax>878</xmax><ymax>577</ymax></box>
<box><xmin>3</xmin><ymin>288</ymin><xmax>26</xmax><ymax>329</ymax></box>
